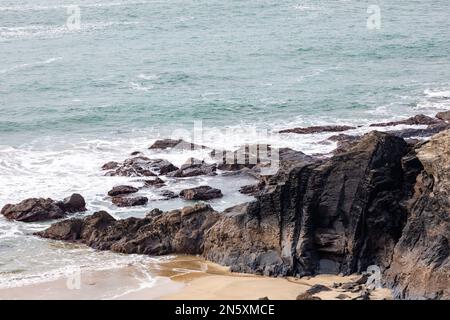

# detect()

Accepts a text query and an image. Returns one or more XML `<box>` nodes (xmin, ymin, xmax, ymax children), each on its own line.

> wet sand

<box><xmin>0</xmin><ymin>255</ymin><xmax>391</xmax><ymax>300</ymax></box>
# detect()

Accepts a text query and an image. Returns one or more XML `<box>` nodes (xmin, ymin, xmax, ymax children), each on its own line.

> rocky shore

<box><xmin>2</xmin><ymin>112</ymin><xmax>449</xmax><ymax>300</ymax></box>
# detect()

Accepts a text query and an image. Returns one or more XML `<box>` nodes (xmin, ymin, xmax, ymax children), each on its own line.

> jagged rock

<box><xmin>103</xmin><ymin>156</ymin><xmax>178</xmax><ymax>177</ymax></box>
<box><xmin>112</xmin><ymin>196</ymin><xmax>148</xmax><ymax>207</ymax></box>
<box><xmin>107</xmin><ymin>185</ymin><xmax>139</xmax><ymax>197</ymax></box>
<box><xmin>436</xmin><ymin>110</ymin><xmax>450</xmax><ymax>122</ymax></box>
<box><xmin>167</xmin><ymin>158</ymin><xmax>216</xmax><ymax>177</ymax></box>
<box><xmin>101</xmin><ymin>161</ymin><xmax>119</xmax><ymax>170</ymax></box>
<box><xmin>239</xmin><ymin>184</ymin><xmax>263</xmax><ymax>196</ymax></box>
<box><xmin>203</xmin><ymin>131</ymin><xmax>410</xmax><ymax>276</ymax></box>
<box><xmin>56</xmin><ymin>193</ymin><xmax>87</xmax><ymax>213</ymax></box>
<box><xmin>1</xmin><ymin>194</ymin><xmax>87</xmax><ymax>222</ymax></box>
<box><xmin>384</xmin><ymin>130</ymin><xmax>450</xmax><ymax>300</ymax></box>
<box><xmin>180</xmin><ymin>186</ymin><xmax>223</xmax><ymax>200</ymax></box>
<box><xmin>149</xmin><ymin>139</ymin><xmax>205</xmax><ymax>150</ymax></box>
<box><xmin>370</xmin><ymin>114</ymin><xmax>441</xmax><ymax>127</ymax></box>
<box><xmin>36</xmin><ymin>204</ymin><xmax>220</xmax><ymax>255</ymax></box>
<box><xmin>279</xmin><ymin>125</ymin><xmax>355</xmax><ymax>134</ymax></box>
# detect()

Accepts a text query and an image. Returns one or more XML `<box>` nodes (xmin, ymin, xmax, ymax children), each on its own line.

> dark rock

<box><xmin>101</xmin><ymin>161</ymin><xmax>119</xmax><ymax>170</ymax></box>
<box><xmin>37</xmin><ymin>204</ymin><xmax>220</xmax><ymax>255</ymax></box>
<box><xmin>258</xmin><ymin>297</ymin><xmax>269</xmax><ymax>300</ymax></box>
<box><xmin>149</xmin><ymin>139</ymin><xmax>206</xmax><ymax>150</ymax></box>
<box><xmin>239</xmin><ymin>184</ymin><xmax>263</xmax><ymax>196</ymax></box>
<box><xmin>159</xmin><ymin>190</ymin><xmax>179</xmax><ymax>200</ymax></box>
<box><xmin>112</xmin><ymin>196</ymin><xmax>148</xmax><ymax>207</ymax></box>
<box><xmin>384</xmin><ymin>130</ymin><xmax>450</xmax><ymax>300</ymax></box>
<box><xmin>56</xmin><ymin>193</ymin><xmax>87</xmax><ymax>213</ymax></box>
<box><xmin>336</xmin><ymin>294</ymin><xmax>350</xmax><ymax>300</ymax></box>
<box><xmin>279</xmin><ymin>125</ymin><xmax>355</xmax><ymax>134</ymax></box>
<box><xmin>370</xmin><ymin>114</ymin><xmax>441</xmax><ymax>127</ymax></box>
<box><xmin>107</xmin><ymin>185</ymin><xmax>139</xmax><ymax>197</ymax></box>
<box><xmin>167</xmin><ymin>158</ymin><xmax>217</xmax><ymax>177</ymax></box>
<box><xmin>1</xmin><ymin>194</ymin><xmax>87</xmax><ymax>222</ymax></box>
<box><xmin>142</xmin><ymin>177</ymin><xmax>166</xmax><ymax>187</ymax></box>
<box><xmin>386</xmin><ymin>122</ymin><xmax>450</xmax><ymax>139</ymax></box>
<box><xmin>327</xmin><ymin>134</ymin><xmax>361</xmax><ymax>154</ymax></box>
<box><xmin>180</xmin><ymin>186</ymin><xmax>223</xmax><ymax>200</ymax></box>
<box><xmin>130</xmin><ymin>151</ymin><xmax>142</xmax><ymax>156</ymax></box>
<box><xmin>436</xmin><ymin>110</ymin><xmax>450</xmax><ymax>122</ymax></box>
<box><xmin>104</xmin><ymin>156</ymin><xmax>178</xmax><ymax>177</ymax></box>
<box><xmin>1</xmin><ymin>198</ymin><xmax>65</xmax><ymax>222</ymax></box>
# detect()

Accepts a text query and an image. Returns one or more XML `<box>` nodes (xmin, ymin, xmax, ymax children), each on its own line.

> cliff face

<box><xmin>203</xmin><ymin>132</ymin><xmax>410</xmax><ymax>277</ymax></box>
<box><xmin>384</xmin><ymin>130</ymin><xmax>450</xmax><ymax>299</ymax></box>
<box><xmin>37</xmin><ymin>130</ymin><xmax>450</xmax><ymax>299</ymax></box>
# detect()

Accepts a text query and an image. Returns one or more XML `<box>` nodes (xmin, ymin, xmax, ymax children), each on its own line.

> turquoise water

<box><xmin>0</xmin><ymin>0</ymin><xmax>450</xmax><ymax>293</ymax></box>
<box><xmin>1</xmin><ymin>0</ymin><xmax>450</xmax><ymax>145</ymax></box>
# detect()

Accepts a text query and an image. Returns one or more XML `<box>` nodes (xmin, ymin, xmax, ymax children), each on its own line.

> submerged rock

<box><xmin>180</xmin><ymin>186</ymin><xmax>223</xmax><ymax>200</ymax></box>
<box><xmin>1</xmin><ymin>194</ymin><xmax>87</xmax><ymax>222</ymax></box>
<box><xmin>279</xmin><ymin>125</ymin><xmax>355</xmax><ymax>134</ymax></box>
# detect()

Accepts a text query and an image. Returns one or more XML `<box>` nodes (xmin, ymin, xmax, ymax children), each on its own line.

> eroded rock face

<box><xmin>203</xmin><ymin>131</ymin><xmax>410</xmax><ymax>276</ymax></box>
<box><xmin>36</xmin><ymin>204</ymin><xmax>220</xmax><ymax>255</ymax></box>
<box><xmin>384</xmin><ymin>130</ymin><xmax>450</xmax><ymax>300</ymax></box>
<box><xmin>1</xmin><ymin>194</ymin><xmax>87</xmax><ymax>222</ymax></box>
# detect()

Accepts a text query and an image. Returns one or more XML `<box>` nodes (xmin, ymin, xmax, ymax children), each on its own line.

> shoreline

<box><xmin>0</xmin><ymin>255</ymin><xmax>391</xmax><ymax>300</ymax></box>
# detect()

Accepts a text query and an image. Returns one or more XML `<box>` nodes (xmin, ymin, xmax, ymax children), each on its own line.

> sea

<box><xmin>0</xmin><ymin>0</ymin><xmax>449</xmax><ymax>295</ymax></box>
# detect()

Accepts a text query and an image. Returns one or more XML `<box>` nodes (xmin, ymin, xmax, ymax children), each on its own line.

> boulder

<box><xmin>107</xmin><ymin>185</ymin><xmax>139</xmax><ymax>197</ymax></box>
<box><xmin>180</xmin><ymin>186</ymin><xmax>223</xmax><ymax>200</ymax></box>
<box><xmin>279</xmin><ymin>125</ymin><xmax>355</xmax><ymax>134</ymax></box>
<box><xmin>159</xmin><ymin>190</ymin><xmax>179</xmax><ymax>200</ymax></box>
<box><xmin>142</xmin><ymin>177</ymin><xmax>165</xmax><ymax>187</ymax></box>
<box><xmin>112</xmin><ymin>196</ymin><xmax>148</xmax><ymax>207</ymax></box>
<box><xmin>56</xmin><ymin>193</ymin><xmax>87</xmax><ymax>213</ymax></box>
<box><xmin>102</xmin><ymin>161</ymin><xmax>119</xmax><ymax>170</ymax></box>
<box><xmin>1</xmin><ymin>193</ymin><xmax>87</xmax><ymax>222</ymax></box>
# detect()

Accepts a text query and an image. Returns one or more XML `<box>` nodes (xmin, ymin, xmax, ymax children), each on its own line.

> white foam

<box><xmin>0</xmin><ymin>57</ymin><xmax>62</xmax><ymax>74</ymax></box>
<box><xmin>424</xmin><ymin>89</ymin><xmax>450</xmax><ymax>98</ymax></box>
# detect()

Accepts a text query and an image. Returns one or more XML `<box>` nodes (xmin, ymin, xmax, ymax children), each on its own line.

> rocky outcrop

<box><xmin>36</xmin><ymin>204</ymin><xmax>220</xmax><ymax>255</ymax></box>
<box><xmin>279</xmin><ymin>125</ymin><xmax>356</xmax><ymax>134</ymax></box>
<box><xmin>167</xmin><ymin>158</ymin><xmax>216</xmax><ymax>177</ymax></box>
<box><xmin>436</xmin><ymin>111</ymin><xmax>450</xmax><ymax>122</ymax></box>
<box><xmin>384</xmin><ymin>130</ymin><xmax>450</xmax><ymax>299</ymax></box>
<box><xmin>1</xmin><ymin>194</ymin><xmax>86</xmax><ymax>222</ymax></box>
<box><xmin>180</xmin><ymin>186</ymin><xmax>223</xmax><ymax>200</ymax></box>
<box><xmin>102</xmin><ymin>156</ymin><xmax>178</xmax><ymax>177</ymax></box>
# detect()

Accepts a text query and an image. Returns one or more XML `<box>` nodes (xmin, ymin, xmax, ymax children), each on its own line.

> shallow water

<box><xmin>1</xmin><ymin>0</ymin><xmax>450</xmax><ymax>292</ymax></box>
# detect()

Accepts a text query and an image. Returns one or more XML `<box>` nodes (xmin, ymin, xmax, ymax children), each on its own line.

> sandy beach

<box><xmin>0</xmin><ymin>255</ymin><xmax>391</xmax><ymax>300</ymax></box>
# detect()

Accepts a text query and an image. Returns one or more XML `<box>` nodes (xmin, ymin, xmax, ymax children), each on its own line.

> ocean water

<box><xmin>1</xmin><ymin>0</ymin><xmax>450</xmax><ymax>293</ymax></box>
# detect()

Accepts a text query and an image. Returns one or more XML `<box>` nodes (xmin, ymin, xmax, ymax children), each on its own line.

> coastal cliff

<box><xmin>34</xmin><ymin>130</ymin><xmax>450</xmax><ymax>300</ymax></box>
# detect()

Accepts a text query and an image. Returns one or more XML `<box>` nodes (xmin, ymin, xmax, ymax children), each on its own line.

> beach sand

<box><xmin>0</xmin><ymin>255</ymin><xmax>391</xmax><ymax>300</ymax></box>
